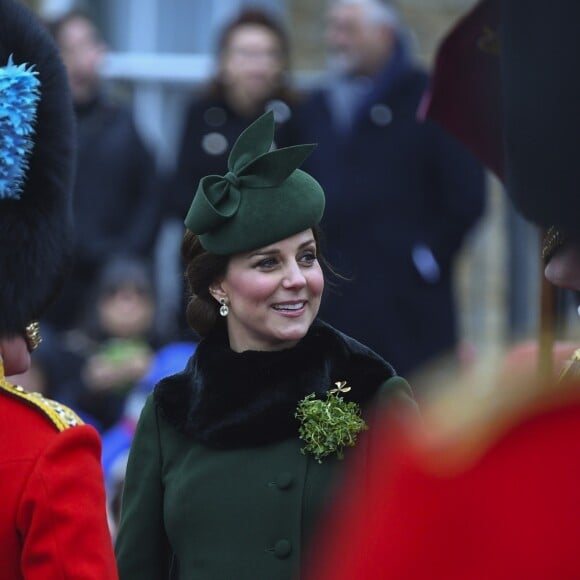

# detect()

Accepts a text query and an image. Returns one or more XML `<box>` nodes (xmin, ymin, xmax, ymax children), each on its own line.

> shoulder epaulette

<box><xmin>0</xmin><ymin>377</ymin><xmax>84</xmax><ymax>431</ymax></box>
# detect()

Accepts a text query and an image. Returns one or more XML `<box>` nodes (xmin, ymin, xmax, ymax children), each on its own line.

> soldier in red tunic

<box><xmin>307</xmin><ymin>1</ymin><xmax>580</xmax><ymax>578</ymax></box>
<box><xmin>0</xmin><ymin>0</ymin><xmax>117</xmax><ymax>577</ymax></box>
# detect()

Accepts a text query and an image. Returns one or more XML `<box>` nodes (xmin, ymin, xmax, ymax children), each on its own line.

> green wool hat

<box><xmin>184</xmin><ymin>111</ymin><xmax>325</xmax><ymax>255</ymax></box>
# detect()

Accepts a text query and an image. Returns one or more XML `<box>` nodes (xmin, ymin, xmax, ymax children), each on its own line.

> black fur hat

<box><xmin>0</xmin><ymin>0</ymin><xmax>75</xmax><ymax>335</ymax></box>
<box><xmin>500</xmin><ymin>0</ymin><xmax>580</xmax><ymax>236</ymax></box>
<box><xmin>425</xmin><ymin>0</ymin><xmax>580</xmax><ymax>237</ymax></box>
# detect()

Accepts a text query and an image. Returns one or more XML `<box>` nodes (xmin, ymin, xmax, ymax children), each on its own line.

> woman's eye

<box><xmin>300</xmin><ymin>251</ymin><xmax>317</xmax><ymax>264</ymax></box>
<box><xmin>255</xmin><ymin>257</ymin><xmax>278</xmax><ymax>269</ymax></box>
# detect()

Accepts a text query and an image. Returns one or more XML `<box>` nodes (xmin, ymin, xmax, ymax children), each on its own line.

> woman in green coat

<box><xmin>115</xmin><ymin>111</ymin><xmax>415</xmax><ymax>579</ymax></box>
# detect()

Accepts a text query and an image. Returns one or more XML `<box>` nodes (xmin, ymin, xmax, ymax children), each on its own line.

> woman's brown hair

<box><xmin>181</xmin><ymin>231</ymin><xmax>229</xmax><ymax>338</ymax></box>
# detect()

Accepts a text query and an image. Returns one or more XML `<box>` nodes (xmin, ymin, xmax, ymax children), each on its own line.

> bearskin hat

<box><xmin>424</xmin><ymin>0</ymin><xmax>580</xmax><ymax>236</ymax></box>
<box><xmin>500</xmin><ymin>0</ymin><xmax>580</xmax><ymax>235</ymax></box>
<box><xmin>0</xmin><ymin>0</ymin><xmax>75</xmax><ymax>336</ymax></box>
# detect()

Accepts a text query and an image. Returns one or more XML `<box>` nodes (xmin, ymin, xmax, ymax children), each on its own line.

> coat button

<box><xmin>273</xmin><ymin>539</ymin><xmax>292</xmax><ymax>559</ymax></box>
<box><xmin>369</xmin><ymin>103</ymin><xmax>393</xmax><ymax>126</ymax></box>
<box><xmin>203</xmin><ymin>106</ymin><xmax>227</xmax><ymax>127</ymax></box>
<box><xmin>276</xmin><ymin>472</ymin><xmax>294</xmax><ymax>490</ymax></box>
<box><xmin>202</xmin><ymin>132</ymin><xmax>228</xmax><ymax>156</ymax></box>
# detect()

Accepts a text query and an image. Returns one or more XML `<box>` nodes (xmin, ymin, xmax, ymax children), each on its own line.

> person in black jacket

<box><xmin>167</xmin><ymin>7</ymin><xmax>304</xmax><ymax>339</ymax></box>
<box><xmin>44</xmin><ymin>9</ymin><xmax>161</xmax><ymax>332</ymax></box>
<box><xmin>169</xmin><ymin>8</ymin><xmax>302</xmax><ymax>223</ymax></box>
<box><xmin>296</xmin><ymin>0</ymin><xmax>486</xmax><ymax>378</ymax></box>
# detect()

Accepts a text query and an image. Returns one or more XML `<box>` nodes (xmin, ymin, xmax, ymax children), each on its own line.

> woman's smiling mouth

<box><xmin>272</xmin><ymin>301</ymin><xmax>306</xmax><ymax>312</ymax></box>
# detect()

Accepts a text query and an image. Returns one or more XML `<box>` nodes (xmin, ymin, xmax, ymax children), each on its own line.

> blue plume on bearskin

<box><xmin>0</xmin><ymin>55</ymin><xmax>40</xmax><ymax>200</ymax></box>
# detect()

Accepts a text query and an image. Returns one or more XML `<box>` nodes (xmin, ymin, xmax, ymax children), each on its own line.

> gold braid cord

<box><xmin>542</xmin><ymin>226</ymin><xmax>567</xmax><ymax>263</ymax></box>
<box><xmin>24</xmin><ymin>321</ymin><xmax>42</xmax><ymax>351</ymax></box>
<box><xmin>0</xmin><ymin>368</ymin><xmax>83</xmax><ymax>432</ymax></box>
<box><xmin>559</xmin><ymin>349</ymin><xmax>580</xmax><ymax>382</ymax></box>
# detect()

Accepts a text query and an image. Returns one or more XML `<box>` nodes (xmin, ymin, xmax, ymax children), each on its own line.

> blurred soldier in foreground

<box><xmin>307</xmin><ymin>1</ymin><xmax>580</xmax><ymax>578</ymax></box>
<box><xmin>0</xmin><ymin>0</ymin><xmax>117</xmax><ymax>576</ymax></box>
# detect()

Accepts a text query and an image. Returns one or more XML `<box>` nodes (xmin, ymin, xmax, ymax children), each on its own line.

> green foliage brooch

<box><xmin>296</xmin><ymin>381</ymin><xmax>368</xmax><ymax>463</ymax></box>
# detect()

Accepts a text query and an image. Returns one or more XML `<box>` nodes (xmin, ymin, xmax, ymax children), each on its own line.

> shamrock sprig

<box><xmin>296</xmin><ymin>381</ymin><xmax>368</xmax><ymax>463</ymax></box>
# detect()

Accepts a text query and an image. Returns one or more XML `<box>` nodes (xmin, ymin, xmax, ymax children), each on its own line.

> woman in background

<box><xmin>167</xmin><ymin>8</ymin><xmax>305</xmax><ymax>341</ymax></box>
<box><xmin>168</xmin><ymin>7</ymin><xmax>302</xmax><ymax>231</ymax></box>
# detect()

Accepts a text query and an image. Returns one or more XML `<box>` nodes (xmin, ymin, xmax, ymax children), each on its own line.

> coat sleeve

<box><xmin>374</xmin><ymin>375</ymin><xmax>420</xmax><ymax>418</ymax></box>
<box><xmin>165</xmin><ymin>102</ymin><xmax>202</xmax><ymax>221</ymax></box>
<box><xmin>17</xmin><ymin>424</ymin><xmax>118</xmax><ymax>579</ymax></box>
<box><xmin>115</xmin><ymin>395</ymin><xmax>171</xmax><ymax>579</ymax></box>
<box><xmin>121</xmin><ymin>118</ymin><xmax>162</xmax><ymax>255</ymax></box>
<box><xmin>419</xmin><ymin>119</ymin><xmax>487</xmax><ymax>273</ymax></box>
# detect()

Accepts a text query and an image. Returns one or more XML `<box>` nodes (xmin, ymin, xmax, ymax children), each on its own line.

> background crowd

<box><xmin>12</xmin><ymin>0</ymin><xmax>576</xmax><ymax>544</ymax></box>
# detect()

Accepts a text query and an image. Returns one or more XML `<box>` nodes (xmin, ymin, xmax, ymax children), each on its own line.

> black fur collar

<box><xmin>154</xmin><ymin>319</ymin><xmax>396</xmax><ymax>449</ymax></box>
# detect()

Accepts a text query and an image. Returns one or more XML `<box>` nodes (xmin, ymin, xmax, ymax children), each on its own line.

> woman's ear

<box><xmin>209</xmin><ymin>281</ymin><xmax>227</xmax><ymax>304</ymax></box>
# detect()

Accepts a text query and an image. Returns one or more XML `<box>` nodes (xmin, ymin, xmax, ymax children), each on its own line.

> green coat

<box><xmin>116</xmin><ymin>320</ymin><xmax>414</xmax><ymax>579</ymax></box>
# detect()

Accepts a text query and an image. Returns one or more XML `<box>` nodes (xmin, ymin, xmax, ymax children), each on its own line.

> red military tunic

<box><xmin>0</xmin><ymin>363</ymin><xmax>118</xmax><ymax>579</ymax></box>
<box><xmin>308</xmin><ymin>353</ymin><xmax>580</xmax><ymax>579</ymax></box>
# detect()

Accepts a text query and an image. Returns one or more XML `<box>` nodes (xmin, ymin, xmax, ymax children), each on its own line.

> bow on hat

<box><xmin>185</xmin><ymin>111</ymin><xmax>316</xmax><ymax>235</ymax></box>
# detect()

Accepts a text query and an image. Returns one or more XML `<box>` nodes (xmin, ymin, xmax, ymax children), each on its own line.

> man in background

<box><xmin>44</xmin><ymin>10</ymin><xmax>161</xmax><ymax>332</ymax></box>
<box><xmin>296</xmin><ymin>0</ymin><xmax>486</xmax><ymax>378</ymax></box>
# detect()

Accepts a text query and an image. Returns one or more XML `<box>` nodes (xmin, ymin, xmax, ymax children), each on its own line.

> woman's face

<box><xmin>212</xmin><ymin>229</ymin><xmax>324</xmax><ymax>352</ymax></box>
<box><xmin>220</xmin><ymin>24</ymin><xmax>284</xmax><ymax>106</ymax></box>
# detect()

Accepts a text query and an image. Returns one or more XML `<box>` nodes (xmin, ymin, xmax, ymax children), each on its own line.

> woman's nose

<box><xmin>282</xmin><ymin>261</ymin><xmax>306</xmax><ymax>288</ymax></box>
